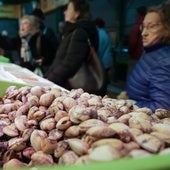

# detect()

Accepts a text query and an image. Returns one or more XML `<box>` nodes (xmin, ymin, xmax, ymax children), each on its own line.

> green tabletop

<box><xmin>2</xmin><ymin>154</ymin><xmax>169</xmax><ymax>170</ymax></box>
<box><xmin>0</xmin><ymin>80</ymin><xmax>28</xmax><ymax>97</ymax></box>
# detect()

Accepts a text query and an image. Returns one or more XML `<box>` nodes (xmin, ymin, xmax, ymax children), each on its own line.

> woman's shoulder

<box><xmin>73</xmin><ymin>27</ymin><xmax>87</xmax><ymax>35</ymax></box>
<box><xmin>71</xmin><ymin>28</ymin><xmax>88</xmax><ymax>41</ymax></box>
<box><xmin>144</xmin><ymin>44</ymin><xmax>170</xmax><ymax>57</ymax></box>
<box><xmin>29</xmin><ymin>32</ymin><xmax>41</xmax><ymax>41</ymax></box>
<box><xmin>143</xmin><ymin>45</ymin><xmax>170</xmax><ymax>67</ymax></box>
<box><xmin>155</xmin><ymin>45</ymin><xmax>170</xmax><ymax>61</ymax></box>
<box><xmin>159</xmin><ymin>46</ymin><xmax>170</xmax><ymax>65</ymax></box>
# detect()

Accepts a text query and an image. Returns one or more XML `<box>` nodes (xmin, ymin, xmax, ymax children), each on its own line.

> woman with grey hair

<box><xmin>0</xmin><ymin>15</ymin><xmax>57</xmax><ymax>73</ymax></box>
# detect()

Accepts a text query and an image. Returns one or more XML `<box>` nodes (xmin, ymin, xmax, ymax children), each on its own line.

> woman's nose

<box><xmin>141</xmin><ymin>28</ymin><xmax>148</xmax><ymax>36</ymax></box>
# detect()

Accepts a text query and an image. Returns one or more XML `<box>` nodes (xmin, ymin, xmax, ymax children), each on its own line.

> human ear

<box><xmin>75</xmin><ymin>11</ymin><xmax>80</xmax><ymax>20</ymax></box>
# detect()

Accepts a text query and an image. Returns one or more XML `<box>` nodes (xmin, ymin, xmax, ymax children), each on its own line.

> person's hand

<box><xmin>35</xmin><ymin>58</ymin><xmax>43</xmax><ymax>66</ymax></box>
<box><xmin>117</xmin><ymin>91</ymin><xmax>129</xmax><ymax>100</ymax></box>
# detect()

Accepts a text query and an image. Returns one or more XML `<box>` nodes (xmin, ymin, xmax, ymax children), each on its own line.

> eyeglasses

<box><xmin>139</xmin><ymin>23</ymin><xmax>162</xmax><ymax>32</ymax></box>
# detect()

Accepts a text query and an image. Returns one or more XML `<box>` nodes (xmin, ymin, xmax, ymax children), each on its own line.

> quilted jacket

<box><xmin>126</xmin><ymin>42</ymin><xmax>170</xmax><ymax>112</ymax></box>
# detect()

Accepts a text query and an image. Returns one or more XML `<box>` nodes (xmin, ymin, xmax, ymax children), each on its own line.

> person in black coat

<box><xmin>0</xmin><ymin>15</ymin><xmax>57</xmax><ymax>73</ymax></box>
<box><xmin>31</xmin><ymin>8</ymin><xmax>59</xmax><ymax>68</ymax></box>
<box><xmin>45</xmin><ymin>0</ymin><xmax>103</xmax><ymax>94</ymax></box>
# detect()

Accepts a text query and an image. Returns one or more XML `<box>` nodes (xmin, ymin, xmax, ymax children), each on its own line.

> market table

<box><xmin>3</xmin><ymin>154</ymin><xmax>169</xmax><ymax>170</ymax></box>
<box><xmin>0</xmin><ymin>62</ymin><xmax>67</xmax><ymax>96</ymax></box>
<box><xmin>0</xmin><ymin>63</ymin><xmax>170</xmax><ymax>170</ymax></box>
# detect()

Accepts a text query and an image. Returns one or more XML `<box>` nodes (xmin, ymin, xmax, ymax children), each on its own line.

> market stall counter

<box><xmin>0</xmin><ymin>62</ymin><xmax>67</xmax><ymax>96</ymax></box>
<box><xmin>15</xmin><ymin>154</ymin><xmax>170</xmax><ymax>170</ymax></box>
<box><xmin>0</xmin><ymin>63</ymin><xmax>170</xmax><ymax>170</ymax></box>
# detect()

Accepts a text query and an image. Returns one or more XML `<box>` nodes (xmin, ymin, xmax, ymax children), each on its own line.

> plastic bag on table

<box><xmin>34</xmin><ymin>66</ymin><xmax>44</xmax><ymax>77</ymax></box>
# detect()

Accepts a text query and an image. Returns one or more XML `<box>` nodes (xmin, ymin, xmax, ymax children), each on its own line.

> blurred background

<box><xmin>0</xmin><ymin>0</ymin><xmax>166</xmax><ymax>96</ymax></box>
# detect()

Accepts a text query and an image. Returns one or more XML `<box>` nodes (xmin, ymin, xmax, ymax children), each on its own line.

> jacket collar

<box><xmin>144</xmin><ymin>42</ymin><xmax>166</xmax><ymax>53</ymax></box>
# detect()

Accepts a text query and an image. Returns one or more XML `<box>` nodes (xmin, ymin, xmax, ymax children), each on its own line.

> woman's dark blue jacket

<box><xmin>126</xmin><ymin>42</ymin><xmax>170</xmax><ymax>112</ymax></box>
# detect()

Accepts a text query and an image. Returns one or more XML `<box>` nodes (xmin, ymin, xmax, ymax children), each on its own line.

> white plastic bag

<box><xmin>34</xmin><ymin>67</ymin><xmax>44</xmax><ymax>77</ymax></box>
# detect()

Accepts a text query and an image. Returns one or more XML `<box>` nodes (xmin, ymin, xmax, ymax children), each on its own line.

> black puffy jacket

<box><xmin>45</xmin><ymin>20</ymin><xmax>99</xmax><ymax>88</ymax></box>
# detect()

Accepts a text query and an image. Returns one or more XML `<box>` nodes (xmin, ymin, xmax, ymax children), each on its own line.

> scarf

<box><xmin>20</xmin><ymin>35</ymin><xmax>32</xmax><ymax>63</ymax></box>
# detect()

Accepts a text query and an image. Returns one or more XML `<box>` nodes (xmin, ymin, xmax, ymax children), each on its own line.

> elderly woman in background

<box><xmin>0</xmin><ymin>15</ymin><xmax>57</xmax><ymax>73</ymax></box>
<box><xmin>126</xmin><ymin>1</ymin><xmax>170</xmax><ymax>112</ymax></box>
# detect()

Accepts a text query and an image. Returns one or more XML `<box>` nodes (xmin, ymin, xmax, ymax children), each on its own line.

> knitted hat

<box><xmin>31</xmin><ymin>8</ymin><xmax>45</xmax><ymax>20</ymax></box>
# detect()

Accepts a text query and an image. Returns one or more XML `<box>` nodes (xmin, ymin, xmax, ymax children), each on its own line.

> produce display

<box><xmin>0</xmin><ymin>85</ymin><xmax>170</xmax><ymax>170</ymax></box>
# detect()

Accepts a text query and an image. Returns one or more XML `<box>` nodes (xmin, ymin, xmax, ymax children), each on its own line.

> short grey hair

<box><xmin>21</xmin><ymin>15</ymin><xmax>40</xmax><ymax>29</ymax></box>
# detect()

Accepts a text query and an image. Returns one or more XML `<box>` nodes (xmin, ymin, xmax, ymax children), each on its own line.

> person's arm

<box><xmin>46</xmin><ymin>28</ymin><xmax>89</xmax><ymax>84</ymax></box>
<box><xmin>136</xmin><ymin>62</ymin><xmax>170</xmax><ymax>111</ymax></box>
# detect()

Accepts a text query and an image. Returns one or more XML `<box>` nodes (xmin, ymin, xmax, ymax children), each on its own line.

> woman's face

<box><xmin>19</xmin><ymin>18</ymin><xmax>34</xmax><ymax>36</ymax></box>
<box><xmin>141</xmin><ymin>12</ymin><xmax>166</xmax><ymax>47</ymax></box>
<box><xmin>64</xmin><ymin>2</ymin><xmax>80</xmax><ymax>23</ymax></box>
